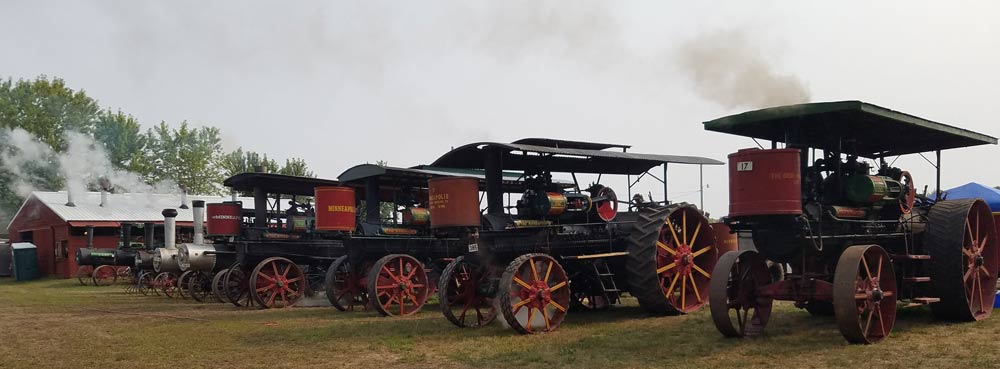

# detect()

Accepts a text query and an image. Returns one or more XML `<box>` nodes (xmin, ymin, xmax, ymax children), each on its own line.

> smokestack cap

<box><xmin>162</xmin><ymin>209</ymin><xmax>178</xmax><ymax>218</ymax></box>
<box><xmin>192</xmin><ymin>200</ymin><xmax>205</xmax><ymax>208</ymax></box>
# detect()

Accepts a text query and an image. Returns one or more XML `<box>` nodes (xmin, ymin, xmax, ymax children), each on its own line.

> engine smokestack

<box><xmin>86</xmin><ymin>225</ymin><xmax>94</xmax><ymax>248</ymax></box>
<box><xmin>143</xmin><ymin>222</ymin><xmax>155</xmax><ymax>249</ymax></box>
<box><xmin>162</xmin><ymin>208</ymin><xmax>178</xmax><ymax>250</ymax></box>
<box><xmin>192</xmin><ymin>200</ymin><xmax>205</xmax><ymax>244</ymax></box>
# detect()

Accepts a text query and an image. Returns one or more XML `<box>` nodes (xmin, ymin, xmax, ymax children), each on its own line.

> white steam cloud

<box><xmin>1</xmin><ymin>128</ymin><xmax>179</xmax><ymax>204</ymax></box>
<box><xmin>676</xmin><ymin>30</ymin><xmax>811</xmax><ymax>109</ymax></box>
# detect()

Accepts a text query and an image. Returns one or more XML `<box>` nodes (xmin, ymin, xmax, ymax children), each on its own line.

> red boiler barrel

<box><xmin>207</xmin><ymin>202</ymin><xmax>242</xmax><ymax>236</ymax></box>
<box><xmin>711</xmin><ymin>222</ymin><xmax>738</xmax><ymax>257</ymax></box>
<box><xmin>428</xmin><ymin>177</ymin><xmax>481</xmax><ymax>228</ymax></box>
<box><xmin>315</xmin><ymin>187</ymin><xmax>357</xmax><ymax>232</ymax></box>
<box><xmin>728</xmin><ymin>148</ymin><xmax>803</xmax><ymax>217</ymax></box>
<box><xmin>402</xmin><ymin>207</ymin><xmax>430</xmax><ymax>226</ymax></box>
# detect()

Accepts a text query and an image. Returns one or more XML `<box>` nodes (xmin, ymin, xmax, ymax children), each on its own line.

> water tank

<box><xmin>711</xmin><ymin>223</ymin><xmax>738</xmax><ymax>256</ymax></box>
<box><xmin>207</xmin><ymin>202</ymin><xmax>243</xmax><ymax>236</ymax></box>
<box><xmin>728</xmin><ymin>148</ymin><xmax>803</xmax><ymax>217</ymax></box>
<box><xmin>315</xmin><ymin>186</ymin><xmax>357</xmax><ymax>232</ymax></box>
<box><xmin>428</xmin><ymin>177</ymin><xmax>481</xmax><ymax>228</ymax></box>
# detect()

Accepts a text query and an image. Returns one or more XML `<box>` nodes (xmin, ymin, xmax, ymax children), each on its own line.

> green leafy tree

<box><xmin>0</xmin><ymin>76</ymin><xmax>100</xmax><ymax>149</ymax></box>
<box><xmin>219</xmin><ymin>147</ymin><xmax>279</xmax><ymax>178</ymax></box>
<box><xmin>93</xmin><ymin>110</ymin><xmax>151</xmax><ymax>178</ymax></box>
<box><xmin>278</xmin><ymin>158</ymin><xmax>314</xmax><ymax>178</ymax></box>
<box><xmin>145</xmin><ymin>121</ymin><xmax>224</xmax><ymax>195</ymax></box>
<box><xmin>0</xmin><ymin>76</ymin><xmax>101</xmax><ymax>226</ymax></box>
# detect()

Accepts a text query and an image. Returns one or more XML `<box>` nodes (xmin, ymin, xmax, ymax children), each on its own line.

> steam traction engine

<box><xmin>322</xmin><ymin>164</ymin><xmax>522</xmax><ymax>317</ymax></box>
<box><xmin>429</xmin><ymin>139</ymin><xmax>724</xmax><ymax>333</ymax></box>
<box><xmin>704</xmin><ymin>101</ymin><xmax>999</xmax><ymax>344</ymax></box>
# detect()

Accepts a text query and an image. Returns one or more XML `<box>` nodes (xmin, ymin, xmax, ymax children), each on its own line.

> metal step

<box><xmin>892</xmin><ymin>254</ymin><xmax>931</xmax><ymax>260</ymax></box>
<box><xmin>904</xmin><ymin>297</ymin><xmax>941</xmax><ymax>307</ymax></box>
<box><xmin>903</xmin><ymin>277</ymin><xmax>932</xmax><ymax>283</ymax></box>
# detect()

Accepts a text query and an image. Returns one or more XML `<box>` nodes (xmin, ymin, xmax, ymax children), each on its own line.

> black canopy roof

<box><xmin>223</xmin><ymin>172</ymin><xmax>341</xmax><ymax>196</ymax></box>
<box><xmin>511</xmin><ymin>138</ymin><xmax>631</xmax><ymax>151</ymax></box>
<box><xmin>430</xmin><ymin>140</ymin><xmax>723</xmax><ymax>175</ymax></box>
<box><xmin>337</xmin><ymin>164</ymin><xmax>573</xmax><ymax>192</ymax></box>
<box><xmin>703</xmin><ymin>101</ymin><xmax>997</xmax><ymax>158</ymax></box>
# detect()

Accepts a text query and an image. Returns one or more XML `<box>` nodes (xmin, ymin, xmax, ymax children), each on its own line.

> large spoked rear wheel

<box><xmin>137</xmin><ymin>271</ymin><xmax>154</xmax><ymax>296</ymax></box>
<box><xmin>176</xmin><ymin>270</ymin><xmax>194</xmax><ymax>299</ymax></box>
<box><xmin>156</xmin><ymin>272</ymin><xmax>179</xmax><ymax>298</ymax></box>
<box><xmin>224</xmin><ymin>268</ymin><xmax>253</xmax><ymax>307</ymax></box>
<box><xmin>325</xmin><ymin>256</ymin><xmax>369</xmax><ymax>312</ymax></box>
<box><xmin>627</xmin><ymin>204</ymin><xmax>717</xmax><ymax>315</ymax></box>
<box><xmin>188</xmin><ymin>272</ymin><xmax>212</xmax><ymax>302</ymax></box>
<box><xmin>439</xmin><ymin>255</ymin><xmax>498</xmax><ymax>328</ymax></box>
<box><xmin>368</xmin><ymin>254</ymin><xmax>431</xmax><ymax>317</ymax></box>
<box><xmin>927</xmin><ymin>198</ymin><xmax>999</xmax><ymax>321</ymax></box>
<box><xmin>710</xmin><ymin>250</ymin><xmax>773</xmax><ymax>338</ymax></box>
<box><xmin>92</xmin><ymin>265</ymin><xmax>118</xmax><ymax>286</ymax></box>
<box><xmin>250</xmin><ymin>257</ymin><xmax>306</xmax><ymax>309</ymax></box>
<box><xmin>498</xmin><ymin>253</ymin><xmax>571</xmax><ymax>334</ymax></box>
<box><xmin>834</xmin><ymin>244</ymin><xmax>897</xmax><ymax>344</ymax></box>
<box><xmin>212</xmin><ymin>269</ymin><xmax>231</xmax><ymax>303</ymax></box>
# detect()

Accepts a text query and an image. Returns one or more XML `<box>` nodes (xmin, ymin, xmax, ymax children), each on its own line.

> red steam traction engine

<box><xmin>704</xmin><ymin>101</ymin><xmax>999</xmax><ymax>344</ymax></box>
<box><xmin>428</xmin><ymin>138</ymin><xmax>724</xmax><ymax>334</ymax></box>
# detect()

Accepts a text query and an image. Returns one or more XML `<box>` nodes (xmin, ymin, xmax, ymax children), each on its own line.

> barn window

<box><xmin>56</xmin><ymin>240</ymin><xmax>68</xmax><ymax>260</ymax></box>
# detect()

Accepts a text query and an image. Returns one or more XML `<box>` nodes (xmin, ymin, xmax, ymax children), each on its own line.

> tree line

<box><xmin>0</xmin><ymin>75</ymin><xmax>314</xmax><ymax>228</ymax></box>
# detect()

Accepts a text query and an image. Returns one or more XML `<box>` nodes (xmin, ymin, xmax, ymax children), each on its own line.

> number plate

<box><xmin>468</xmin><ymin>243</ymin><xmax>479</xmax><ymax>252</ymax></box>
<box><xmin>736</xmin><ymin>161</ymin><xmax>753</xmax><ymax>171</ymax></box>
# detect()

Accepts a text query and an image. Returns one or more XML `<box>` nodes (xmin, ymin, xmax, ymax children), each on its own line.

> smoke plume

<box><xmin>676</xmin><ymin>30</ymin><xmax>811</xmax><ymax>109</ymax></box>
<box><xmin>1</xmin><ymin>128</ymin><xmax>179</xmax><ymax>205</ymax></box>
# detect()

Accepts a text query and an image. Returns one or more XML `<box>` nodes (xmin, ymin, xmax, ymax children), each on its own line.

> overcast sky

<box><xmin>2</xmin><ymin>1</ymin><xmax>998</xmax><ymax>216</ymax></box>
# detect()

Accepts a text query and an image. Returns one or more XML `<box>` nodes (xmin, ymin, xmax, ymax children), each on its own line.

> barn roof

<box><xmin>7</xmin><ymin>191</ymin><xmax>254</xmax><ymax>230</ymax></box>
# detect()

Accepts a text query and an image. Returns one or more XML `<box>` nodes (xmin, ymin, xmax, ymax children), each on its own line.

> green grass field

<box><xmin>1</xmin><ymin>278</ymin><xmax>999</xmax><ymax>369</ymax></box>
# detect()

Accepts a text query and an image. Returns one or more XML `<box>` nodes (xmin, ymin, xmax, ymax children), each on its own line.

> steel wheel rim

<box><xmin>177</xmin><ymin>270</ymin><xmax>193</xmax><ymax>299</ymax></box>
<box><xmin>962</xmin><ymin>201</ymin><xmax>998</xmax><ymax>319</ymax></box>
<box><xmin>369</xmin><ymin>254</ymin><xmax>430</xmax><ymax>317</ymax></box>
<box><xmin>834</xmin><ymin>245</ymin><xmax>896</xmax><ymax>344</ymax></box>
<box><xmin>325</xmin><ymin>256</ymin><xmax>369</xmax><ymax>311</ymax></box>
<box><xmin>224</xmin><ymin>268</ymin><xmax>251</xmax><ymax>307</ymax></box>
<box><xmin>77</xmin><ymin>266</ymin><xmax>94</xmax><ymax>286</ymax></box>
<box><xmin>439</xmin><ymin>256</ymin><xmax>498</xmax><ymax>327</ymax></box>
<box><xmin>212</xmin><ymin>269</ymin><xmax>230</xmax><ymax>303</ymax></box>
<box><xmin>251</xmin><ymin>257</ymin><xmax>305</xmax><ymax>309</ymax></box>
<box><xmin>710</xmin><ymin>250</ymin><xmax>772</xmax><ymax>338</ymax></box>
<box><xmin>92</xmin><ymin>265</ymin><xmax>118</xmax><ymax>286</ymax></box>
<box><xmin>657</xmin><ymin>207</ymin><xmax>717</xmax><ymax>313</ymax></box>
<box><xmin>501</xmin><ymin>254</ymin><xmax>571</xmax><ymax>334</ymax></box>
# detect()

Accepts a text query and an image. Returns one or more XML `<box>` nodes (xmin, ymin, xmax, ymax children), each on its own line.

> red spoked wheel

<box><xmin>77</xmin><ymin>266</ymin><xmax>94</xmax><ymax>286</ymax></box>
<box><xmin>439</xmin><ymin>255</ymin><xmax>498</xmax><ymax>327</ymax></box>
<box><xmin>498</xmin><ymin>253</ymin><xmax>571</xmax><ymax>334</ymax></box>
<box><xmin>325</xmin><ymin>256</ymin><xmax>369</xmax><ymax>312</ymax></box>
<box><xmin>710</xmin><ymin>250</ymin><xmax>773</xmax><ymax>338</ymax></box>
<box><xmin>899</xmin><ymin>171</ymin><xmax>915</xmax><ymax>214</ymax></box>
<box><xmin>834</xmin><ymin>245</ymin><xmax>897</xmax><ymax>344</ymax></box>
<box><xmin>368</xmin><ymin>254</ymin><xmax>431</xmax><ymax>317</ymax></box>
<box><xmin>250</xmin><ymin>257</ymin><xmax>305</xmax><ymax>309</ymax></box>
<box><xmin>156</xmin><ymin>272</ymin><xmax>179</xmax><ymax>298</ymax></box>
<box><xmin>92</xmin><ymin>265</ymin><xmax>119</xmax><ymax>286</ymax></box>
<box><xmin>224</xmin><ymin>268</ymin><xmax>253</xmax><ymax>307</ymax></box>
<box><xmin>655</xmin><ymin>206</ymin><xmax>717</xmax><ymax>313</ymax></box>
<box><xmin>928</xmin><ymin>198</ymin><xmax>999</xmax><ymax>321</ymax></box>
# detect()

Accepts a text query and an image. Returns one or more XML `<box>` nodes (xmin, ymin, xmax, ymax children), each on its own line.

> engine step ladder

<box><xmin>593</xmin><ymin>261</ymin><xmax>621</xmax><ymax>305</ymax></box>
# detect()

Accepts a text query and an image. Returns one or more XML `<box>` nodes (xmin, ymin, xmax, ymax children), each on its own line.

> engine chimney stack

<box><xmin>86</xmin><ymin>225</ymin><xmax>94</xmax><ymax>248</ymax></box>
<box><xmin>162</xmin><ymin>208</ymin><xmax>178</xmax><ymax>250</ymax></box>
<box><xmin>192</xmin><ymin>200</ymin><xmax>205</xmax><ymax>244</ymax></box>
<box><xmin>143</xmin><ymin>222</ymin><xmax>155</xmax><ymax>249</ymax></box>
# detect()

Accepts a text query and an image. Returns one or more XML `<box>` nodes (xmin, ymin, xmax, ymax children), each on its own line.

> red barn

<box><xmin>6</xmin><ymin>191</ymin><xmax>249</xmax><ymax>279</ymax></box>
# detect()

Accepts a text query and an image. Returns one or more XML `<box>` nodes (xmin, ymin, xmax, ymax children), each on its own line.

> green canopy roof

<box><xmin>703</xmin><ymin>101</ymin><xmax>997</xmax><ymax>158</ymax></box>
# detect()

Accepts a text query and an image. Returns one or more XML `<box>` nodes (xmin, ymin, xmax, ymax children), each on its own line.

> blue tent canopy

<box><xmin>940</xmin><ymin>182</ymin><xmax>1000</xmax><ymax>211</ymax></box>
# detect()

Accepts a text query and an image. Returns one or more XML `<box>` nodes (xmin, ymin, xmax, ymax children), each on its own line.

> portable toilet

<box><xmin>0</xmin><ymin>242</ymin><xmax>11</xmax><ymax>277</ymax></box>
<box><xmin>11</xmin><ymin>243</ymin><xmax>38</xmax><ymax>281</ymax></box>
